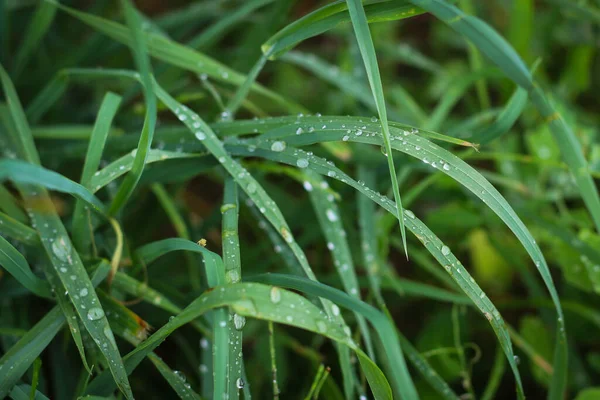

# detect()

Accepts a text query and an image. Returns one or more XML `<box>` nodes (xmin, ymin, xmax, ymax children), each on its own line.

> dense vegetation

<box><xmin>1</xmin><ymin>0</ymin><xmax>600</xmax><ymax>399</ymax></box>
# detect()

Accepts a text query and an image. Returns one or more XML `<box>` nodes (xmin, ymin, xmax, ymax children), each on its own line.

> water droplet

<box><xmin>195</xmin><ymin>131</ymin><xmax>206</xmax><ymax>141</ymax></box>
<box><xmin>200</xmin><ymin>338</ymin><xmax>209</xmax><ymax>349</ymax></box>
<box><xmin>79</xmin><ymin>288</ymin><xmax>89</xmax><ymax>297</ymax></box>
<box><xmin>316</xmin><ymin>320</ymin><xmax>327</xmax><ymax>333</ymax></box>
<box><xmin>443</xmin><ymin>163</ymin><xmax>450</xmax><ymax>171</ymax></box>
<box><xmin>327</xmin><ymin>242</ymin><xmax>335</xmax><ymax>250</ymax></box>
<box><xmin>332</xmin><ymin>304</ymin><xmax>340</xmax><ymax>317</ymax></box>
<box><xmin>296</xmin><ymin>158</ymin><xmax>309</xmax><ymax>168</ymax></box>
<box><xmin>303</xmin><ymin>181</ymin><xmax>313</xmax><ymax>191</ymax></box>
<box><xmin>342</xmin><ymin>135</ymin><xmax>350</xmax><ymax>141</ymax></box>
<box><xmin>51</xmin><ymin>236</ymin><xmax>71</xmax><ymax>263</ymax></box>
<box><xmin>371</xmin><ymin>117</ymin><xmax>378</xmax><ymax>122</ymax></box>
<box><xmin>87</xmin><ymin>308</ymin><xmax>105</xmax><ymax>321</ymax></box>
<box><xmin>226</xmin><ymin>269</ymin><xmax>240</xmax><ymax>283</ymax></box>
<box><xmin>174</xmin><ymin>370</ymin><xmax>187</xmax><ymax>382</ymax></box>
<box><xmin>441</xmin><ymin>245</ymin><xmax>451</xmax><ymax>256</ymax></box>
<box><xmin>270</xmin><ymin>287</ymin><xmax>281</xmax><ymax>304</ymax></box>
<box><xmin>296</xmin><ymin>127</ymin><xmax>303</xmax><ymax>135</ymax></box>
<box><xmin>233</xmin><ymin>314</ymin><xmax>246</xmax><ymax>330</ymax></box>
<box><xmin>271</xmin><ymin>141</ymin><xmax>286</xmax><ymax>152</ymax></box>
<box><xmin>326</xmin><ymin>209</ymin><xmax>338</xmax><ymax>222</ymax></box>
<box><xmin>404</xmin><ymin>210</ymin><xmax>415</xmax><ymax>219</ymax></box>
<box><xmin>236</xmin><ymin>377</ymin><xmax>245</xmax><ymax>389</ymax></box>
<box><xmin>356</xmin><ymin>130</ymin><xmax>363</xmax><ymax>136</ymax></box>
<box><xmin>513</xmin><ymin>355</ymin><xmax>520</xmax><ymax>365</ymax></box>
<box><xmin>247</xmin><ymin>182</ymin><xmax>257</xmax><ymax>194</ymax></box>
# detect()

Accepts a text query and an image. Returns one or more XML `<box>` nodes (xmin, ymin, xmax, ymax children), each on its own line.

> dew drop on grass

<box><xmin>316</xmin><ymin>320</ymin><xmax>327</xmax><ymax>333</ymax></box>
<box><xmin>200</xmin><ymin>338</ymin><xmax>209</xmax><ymax>349</ymax></box>
<box><xmin>246</xmin><ymin>182</ymin><xmax>257</xmax><ymax>194</ymax></box>
<box><xmin>271</xmin><ymin>141</ymin><xmax>286</xmax><ymax>152</ymax></box>
<box><xmin>87</xmin><ymin>307</ymin><xmax>105</xmax><ymax>321</ymax></box>
<box><xmin>443</xmin><ymin>163</ymin><xmax>451</xmax><ymax>171</ymax></box>
<box><xmin>195</xmin><ymin>131</ymin><xmax>206</xmax><ymax>141</ymax></box>
<box><xmin>174</xmin><ymin>370</ymin><xmax>187</xmax><ymax>382</ymax></box>
<box><xmin>303</xmin><ymin>181</ymin><xmax>313</xmax><ymax>191</ymax></box>
<box><xmin>342</xmin><ymin>135</ymin><xmax>349</xmax><ymax>141</ymax></box>
<box><xmin>233</xmin><ymin>314</ymin><xmax>246</xmax><ymax>331</ymax></box>
<box><xmin>331</xmin><ymin>304</ymin><xmax>340</xmax><ymax>317</ymax></box>
<box><xmin>51</xmin><ymin>236</ymin><xmax>71</xmax><ymax>262</ymax></box>
<box><xmin>270</xmin><ymin>287</ymin><xmax>281</xmax><ymax>304</ymax></box>
<box><xmin>441</xmin><ymin>245</ymin><xmax>451</xmax><ymax>256</ymax></box>
<box><xmin>296</xmin><ymin>158</ymin><xmax>309</xmax><ymax>168</ymax></box>
<box><xmin>226</xmin><ymin>270</ymin><xmax>240</xmax><ymax>283</ymax></box>
<box><xmin>79</xmin><ymin>288</ymin><xmax>88</xmax><ymax>297</ymax></box>
<box><xmin>327</xmin><ymin>242</ymin><xmax>335</xmax><ymax>250</ymax></box>
<box><xmin>326</xmin><ymin>209</ymin><xmax>338</xmax><ymax>222</ymax></box>
<box><xmin>404</xmin><ymin>210</ymin><xmax>415</xmax><ymax>219</ymax></box>
<box><xmin>236</xmin><ymin>377</ymin><xmax>245</xmax><ymax>389</ymax></box>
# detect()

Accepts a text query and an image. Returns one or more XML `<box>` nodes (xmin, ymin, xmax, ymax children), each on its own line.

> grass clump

<box><xmin>1</xmin><ymin>0</ymin><xmax>600</xmax><ymax>399</ymax></box>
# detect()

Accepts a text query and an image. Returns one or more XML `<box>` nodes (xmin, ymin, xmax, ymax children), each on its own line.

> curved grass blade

<box><xmin>250</xmin><ymin>273</ymin><xmax>416</xmax><ymax>400</ymax></box>
<box><xmin>133</xmin><ymin>237</ymin><xmax>228</xmax><ymax>398</ymax></box>
<box><xmin>262</xmin><ymin>0</ymin><xmax>425</xmax><ymax>59</ymax></box>
<box><xmin>0</xmin><ymin>159</ymin><xmax>106</xmax><ymax>214</ymax></box>
<box><xmin>72</xmin><ymin>91</ymin><xmax>122</xmax><ymax>253</ymax></box>
<box><xmin>87</xmin><ymin>282</ymin><xmax>393</xmax><ymax>400</ymax></box>
<box><xmin>89</xmin><ymin>149</ymin><xmax>199</xmax><ymax>193</ymax></box>
<box><xmin>405</xmin><ymin>2</ymin><xmax>576</xmax><ymax>396</ymax></box>
<box><xmin>108</xmin><ymin>0</ymin><xmax>157</xmax><ymax>216</ymax></box>
<box><xmin>0</xmin><ymin>211</ymin><xmax>38</xmax><ymax>246</ymax></box>
<box><xmin>476</xmin><ymin>86</ymin><xmax>527</xmax><ymax>144</ymax></box>
<box><xmin>0</xmin><ymin>236</ymin><xmax>52</xmax><ymax>298</ymax></box>
<box><xmin>225</xmin><ymin>129</ymin><xmax>529</xmax><ymax>397</ymax></box>
<box><xmin>0</xmin><ymin>307</ymin><xmax>65</xmax><ymax>398</ymax></box>
<box><xmin>347</xmin><ymin>0</ymin><xmax>409</xmax><ymax>259</ymax></box>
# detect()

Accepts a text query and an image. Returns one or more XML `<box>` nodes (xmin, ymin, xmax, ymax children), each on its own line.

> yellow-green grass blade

<box><xmin>72</xmin><ymin>92</ymin><xmax>122</xmax><ymax>254</ymax></box>
<box><xmin>87</xmin><ymin>282</ymin><xmax>393</xmax><ymax>400</ymax></box>
<box><xmin>346</xmin><ymin>0</ymin><xmax>409</xmax><ymax>259</ymax></box>
<box><xmin>108</xmin><ymin>0</ymin><xmax>157</xmax><ymax>216</ymax></box>
<box><xmin>0</xmin><ymin>235</ymin><xmax>52</xmax><ymax>298</ymax></box>
<box><xmin>0</xmin><ymin>307</ymin><xmax>65</xmax><ymax>398</ymax></box>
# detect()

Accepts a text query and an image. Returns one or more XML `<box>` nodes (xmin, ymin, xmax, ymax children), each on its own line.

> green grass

<box><xmin>1</xmin><ymin>0</ymin><xmax>600</xmax><ymax>399</ymax></box>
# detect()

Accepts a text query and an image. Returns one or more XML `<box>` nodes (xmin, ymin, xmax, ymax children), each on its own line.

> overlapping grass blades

<box><xmin>404</xmin><ymin>2</ymin><xmax>575</xmax><ymax>396</ymax></box>
<box><xmin>346</xmin><ymin>0</ymin><xmax>409</xmax><ymax>257</ymax></box>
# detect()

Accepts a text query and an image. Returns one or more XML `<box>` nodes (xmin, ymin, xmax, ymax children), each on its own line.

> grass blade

<box><xmin>0</xmin><ymin>307</ymin><xmax>64</xmax><ymax>398</ymax></box>
<box><xmin>346</xmin><ymin>0</ymin><xmax>409</xmax><ymax>259</ymax></box>
<box><xmin>72</xmin><ymin>91</ymin><xmax>122</xmax><ymax>253</ymax></box>
<box><xmin>0</xmin><ymin>236</ymin><xmax>52</xmax><ymax>298</ymax></box>
<box><xmin>108</xmin><ymin>0</ymin><xmax>157</xmax><ymax>216</ymax></box>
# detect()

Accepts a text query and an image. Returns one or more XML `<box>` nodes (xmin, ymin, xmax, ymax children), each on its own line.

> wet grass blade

<box><xmin>148</xmin><ymin>353</ymin><xmax>202</xmax><ymax>400</ymax></box>
<box><xmin>346</xmin><ymin>0</ymin><xmax>409</xmax><ymax>258</ymax></box>
<box><xmin>0</xmin><ymin>236</ymin><xmax>52</xmax><ymax>298</ymax></box>
<box><xmin>88</xmin><ymin>282</ymin><xmax>393</xmax><ymax>400</ymax></box>
<box><xmin>304</xmin><ymin>170</ymin><xmax>376</xmax><ymax>360</ymax></box>
<box><xmin>250</xmin><ymin>273</ymin><xmax>416</xmax><ymax>400</ymax></box>
<box><xmin>262</xmin><ymin>0</ymin><xmax>425</xmax><ymax>59</ymax></box>
<box><xmin>72</xmin><ymin>91</ymin><xmax>122</xmax><ymax>253</ymax></box>
<box><xmin>0</xmin><ymin>60</ymin><xmax>133</xmax><ymax>400</ymax></box>
<box><xmin>221</xmin><ymin>177</ymin><xmax>244</xmax><ymax>399</ymax></box>
<box><xmin>108</xmin><ymin>0</ymin><xmax>157</xmax><ymax>216</ymax></box>
<box><xmin>0</xmin><ymin>307</ymin><xmax>65</xmax><ymax>397</ymax></box>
